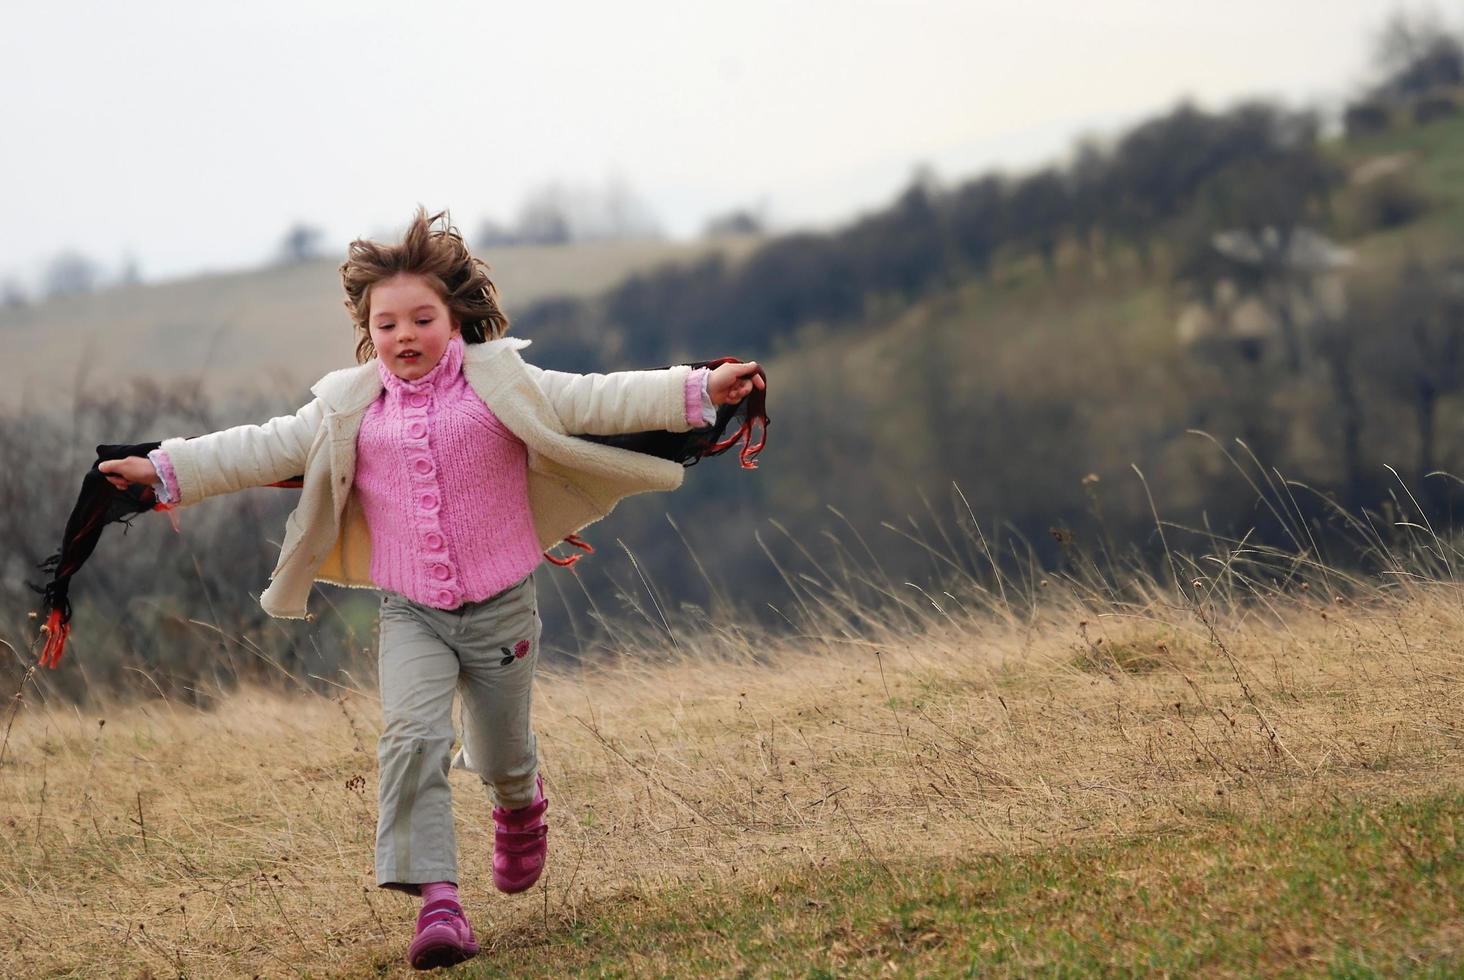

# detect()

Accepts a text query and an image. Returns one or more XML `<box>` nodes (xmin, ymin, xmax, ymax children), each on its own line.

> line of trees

<box><xmin>514</xmin><ymin>101</ymin><xmax>1343</xmax><ymax>374</ymax></box>
<box><xmin>514</xmin><ymin>11</ymin><xmax>1464</xmax><ymax>376</ymax></box>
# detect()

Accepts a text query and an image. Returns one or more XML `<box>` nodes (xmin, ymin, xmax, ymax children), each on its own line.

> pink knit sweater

<box><xmin>152</xmin><ymin>337</ymin><xmax>714</xmax><ymax>610</ymax></box>
<box><xmin>352</xmin><ymin>336</ymin><xmax>544</xmax><ymax>607</ymax></box>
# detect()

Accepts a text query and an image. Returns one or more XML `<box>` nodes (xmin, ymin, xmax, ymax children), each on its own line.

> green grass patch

<box><xmin>1344</xmin><ymin>112</ymin><xmax>1464</xmax><ymax>217</ymax></box>
<box><xmin>461</xmin><ymin>793</ymin><xmax>1463</xmax><ymax>978</ymax></box>
<box><xmin>1336</xmin><ymin>113</ymin><xmax>1464</xmax><ymax>266</ymax></box>
<box><xmin>1072</xmin><ymin>639</ymin><xmax>1168</xmax><ymax>675</ymax></box>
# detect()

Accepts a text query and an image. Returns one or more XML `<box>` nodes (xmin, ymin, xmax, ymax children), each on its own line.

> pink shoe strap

<box><xmin>493</xmin><ymin>795</ymin><xmax>547</xmax><ymax>827</ymax></box>
<box><xmin>417</xmin><ymin>899</ymin><xmax>466</xmax><ymax>928</ymax></box>
<box><xmin>495</xmin><ymin>824</ymin><xmax>548</xmax><ymax>855</ymax></box>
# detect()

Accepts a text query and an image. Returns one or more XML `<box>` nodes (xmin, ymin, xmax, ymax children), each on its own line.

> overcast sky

<box><xmin>1</xmin><ymin>0</ymin><xmax>1407</xmax><ymax>285</ymax></box>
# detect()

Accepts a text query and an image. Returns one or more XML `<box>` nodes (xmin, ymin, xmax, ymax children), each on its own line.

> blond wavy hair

<box><xmin>340</xmin><ymin>208</ymin><xmax>510</xmax><ymax>363</ymax></box>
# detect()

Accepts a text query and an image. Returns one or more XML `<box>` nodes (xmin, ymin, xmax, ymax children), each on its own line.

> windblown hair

<box><xmin>340</xmin><ymin>208</ymin><xmax>510</xmax><ymax>363</ymax></box>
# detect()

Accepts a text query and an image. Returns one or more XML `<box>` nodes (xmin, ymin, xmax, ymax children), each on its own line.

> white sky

<box><xmin>0</xmin><ymin>0</ymin><xmax>1406</xmax><ymax>285</ymax></box>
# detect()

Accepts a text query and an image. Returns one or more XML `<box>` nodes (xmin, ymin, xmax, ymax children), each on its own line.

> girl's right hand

<box><xmin>98</xmin><ymin>456</ymin><xmax>158</xmax><ymax>491</ymax></box>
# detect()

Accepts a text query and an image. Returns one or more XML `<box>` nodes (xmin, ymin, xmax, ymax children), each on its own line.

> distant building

<box><xmin>1176</xmin><ymin>226</ymin><xmax>1352</xmax><ymax>365</ymax></box>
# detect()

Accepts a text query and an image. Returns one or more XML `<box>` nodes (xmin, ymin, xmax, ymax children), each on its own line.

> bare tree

<box><xmin>703</xmin><ymin>208</ymin><xmax>765</xmax><ymax>238</ymax></box>
<box><xmin>476</xmin><ymin>218</ymin><xmax>519</xmax><ymax>248</ymax></box>
<box><xmin>514</xmin><ymin>178</ymin><xmax>663</xmax><ymax>245</ymax></box>
<box><xmin>119</xmin><ymin>254</ymin><xmax>142</xmax><ymax>286</ymax></box>
<box><xmin>595</xmin><ymin>177</ymin><xmax>662</xmax><ymax>241</ymax></box>
<box><xmin>515</xmin><ymin>186</ymin><xmax>573</xmax><ymax>245</ymax></box>
<box><xmin>278</xmin><ymin>223</ymin><xmax>324</xmax><ymax>264</ymax></box>
<box><xmin>43</xmin><ymin>250</ymin><xmax>100</xmax><ymax>298</ymax></box>
<box><xmin>1</xmin><ymin>278</ymin><xmax>27</xmax><ymax>309</ymax></box>
<box><xmin>1371</xmin><ymin>258</ymin><xmax>1464</xmax><ymax>485</ymax></box>
<box><xmin>1312</xmin><ymin>307</ymin><xmax>1369</xmax><ymax>503</ymax></box>
<box><xmin>1372</xmin><ymin>10</ymin><xmax>1464</xmax><ymax>100</ymax></box>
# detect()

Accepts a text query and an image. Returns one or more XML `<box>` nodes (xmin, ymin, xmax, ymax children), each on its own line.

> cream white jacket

<box><xmin>160</xmin><ymin>338</ymin><xmax>695</xmax><ymax>618</ymax></box>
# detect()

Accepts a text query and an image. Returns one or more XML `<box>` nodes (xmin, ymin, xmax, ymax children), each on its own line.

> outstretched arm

<box><xmin>527</xmin><ymin>360</ymin><xmax>765</xmax><ymax>436</ymax></box>
<box><xmin>99</xmin><ymin>399</ymin><xmax>324</xmax><ymax>506</ymax></box>
<box><xmin>528</xmin><ymin>364</ymin><xmax>695</xmax><ymax>436</ymax></box>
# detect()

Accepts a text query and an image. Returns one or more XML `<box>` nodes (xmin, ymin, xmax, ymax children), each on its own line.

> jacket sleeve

<box><xmin>156</xmin><ymin>398</ymin><xmax>325</xmax><ymax>506</ymax></box>
<box><xmin>524</xmin><ymin>364</ymin><xmax>695</xmax><ymax>436</ymax></box>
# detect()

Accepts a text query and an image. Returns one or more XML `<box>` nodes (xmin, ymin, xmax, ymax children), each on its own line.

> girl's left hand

<box><xmin>707</xmin><ymin>360</ymin><xmax>765</xmax><ymax>407</ymax></box>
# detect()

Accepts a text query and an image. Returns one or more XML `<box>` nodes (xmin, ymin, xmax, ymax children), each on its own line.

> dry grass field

<box><xmin>1</xmin><ymin>531</ymin><xmax>1461</xmax><ymax>976</ymax></box>
<box><xmin>0</xmin><ymin>236</ymin><xmax>759</xmax><ymax>405</ymax></box>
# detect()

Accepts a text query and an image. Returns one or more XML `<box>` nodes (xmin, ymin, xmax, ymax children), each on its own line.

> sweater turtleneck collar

<box><xmin>377</xmin><ymin>334</ymin><xmax>465</xmax><ymax>394</ymax></box>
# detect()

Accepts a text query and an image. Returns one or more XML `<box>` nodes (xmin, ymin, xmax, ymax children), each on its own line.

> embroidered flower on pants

<box><xmin>499</xmin><ymin>639</ymin><xmax>531</xmax><ymax>666</ymax></box>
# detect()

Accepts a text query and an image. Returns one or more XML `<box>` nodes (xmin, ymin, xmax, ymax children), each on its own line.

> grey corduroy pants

<box><xmin>373</xmin><ymin>572</ymin><xmax>542</xmax><ymax>891</ymax></box>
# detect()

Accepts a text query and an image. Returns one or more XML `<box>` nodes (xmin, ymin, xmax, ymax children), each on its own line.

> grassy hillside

<box><xmin>0</xmin><ymin>235</ymin><xmax>760</xmax><ymax>405</ymax></box>
<box><xmin>742</xmin><ymin>111</ymin><xmax>1464</xmax><ymax>572</ymax></box>
<box><xmin>2</xmin><ymin>552</ymin><xmax>1461</xmax><ymax>976</ymax></box>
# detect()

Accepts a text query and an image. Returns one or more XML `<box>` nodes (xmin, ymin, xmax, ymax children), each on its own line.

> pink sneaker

<box><xmin>492</xmin><ymin>775</ymin><xmax>548</xmax><ymax>893</ymax></box>
<box><xmin>406</xmin><ymin>899</ymin><xmax>479</xmax><ymax>971</ymax></box>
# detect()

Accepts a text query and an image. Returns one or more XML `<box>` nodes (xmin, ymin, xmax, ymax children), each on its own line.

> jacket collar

<box><xmin>311</xmin><ymin>336</ymin><xmax>532</xmax><ymax>415</ymax></box>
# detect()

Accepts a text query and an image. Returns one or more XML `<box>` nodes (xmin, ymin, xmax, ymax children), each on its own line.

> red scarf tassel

<box><xmin>709</xmin><ymin>413</ymin><xmax>768</xmax><ymax>469</ymax></box>
<box><xmin>543</xmin><ymin>533</ymin><xmax>595</xmax><ymax>567</ymax></box>
<box><xmin>700</xmin><ymin>356</ymin><xmax>769</xmax><ymax>469</ymax></box>
<box><xmin>38</xmin><ymin>609</ymin><xmax>71</xmax><ymax>669</ymax></box>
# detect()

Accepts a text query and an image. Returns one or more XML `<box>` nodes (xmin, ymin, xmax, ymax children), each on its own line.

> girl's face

<box><xmin>367</xmin><ymin>273</ymin><xmax>460</xmax><ymax>382</ymax></box>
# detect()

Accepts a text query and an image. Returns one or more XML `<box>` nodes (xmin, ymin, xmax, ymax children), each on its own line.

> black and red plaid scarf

<box><xmin>32</xmin><ymin>359</ymin><xmax>768</xmax><ymax>666</ymax></box>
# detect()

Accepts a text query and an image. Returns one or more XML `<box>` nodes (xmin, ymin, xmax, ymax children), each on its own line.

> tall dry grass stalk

<box><xmin>1</xmin><ymin>467</ymin><xmax>1462</xmax><ymax>976</ymax></box>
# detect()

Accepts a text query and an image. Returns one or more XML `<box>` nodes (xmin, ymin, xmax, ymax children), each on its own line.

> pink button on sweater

<box><xmin>355</xmin><ymin>336</ymin><xmax>544</xmax><ymax>608</ymax></box>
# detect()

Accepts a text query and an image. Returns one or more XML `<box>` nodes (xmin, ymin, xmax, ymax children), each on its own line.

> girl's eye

<box><xmin>416</xmin><ymin>318</ymin><xmax>432</xmax><ymax>326</ymax></box>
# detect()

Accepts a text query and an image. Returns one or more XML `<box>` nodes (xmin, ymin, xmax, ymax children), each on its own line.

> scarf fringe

<box><xmin>38</xmin><ymin>608</ymin><xmax>71</xmax><ymax>669</ymax></box>
<box><xmin>709</xmin><ymin>413</ymin><xmax>769</xmax><ymax>469</ymax></box>
<box><xmin>543</xmin><ymin>533</ymin><xmax>595</xmax><ymax>567</ymax></box>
